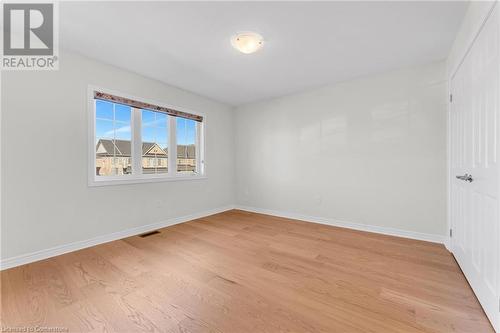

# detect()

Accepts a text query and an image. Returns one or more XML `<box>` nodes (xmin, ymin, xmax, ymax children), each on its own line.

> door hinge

<box><xmin>450</xmin><ymin>94</ymin><xmax>453</xmax><ymax>103</ymax></box>
<box><xmin>449</xmin><ymin>228</ymin><xmax>453</xmax><ymax>237</ymax></box>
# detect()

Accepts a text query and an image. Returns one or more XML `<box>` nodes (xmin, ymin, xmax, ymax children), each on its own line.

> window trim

<box><xmin>88</xmin><ymin>85</ymin><xmax>206</xmax><ymax>187</ymax></box>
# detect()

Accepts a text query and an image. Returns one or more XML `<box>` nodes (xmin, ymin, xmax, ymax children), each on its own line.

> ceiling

<box><xmin>60</xmin><ymin>1</ymin><xmax>468</xmax><ymax>106</ymax></box>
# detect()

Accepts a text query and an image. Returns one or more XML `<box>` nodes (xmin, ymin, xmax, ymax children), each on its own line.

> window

<box><xmin>176</xmin><ymin>117</ymin><xmax>198</xmax><ymax>173</ymax></box>
<box><xmin>95</xmin><ymin>100</ymin><xmax>132</xmax><ymax>176</ymax></box>
<box><xmin>89</xmin><ymin>87</ymin><xmax>204</xmax><ymax>186</ymax></box>
<box><xmin>142</xmin><ymin>110</ymin><xmax>168</xmax><ymax>175</ymax></box>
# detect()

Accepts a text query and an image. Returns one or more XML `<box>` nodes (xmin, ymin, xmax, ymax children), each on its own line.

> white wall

<box><xmin>235</xmin><ymin>61</ymin><xmax>447</xmax><ymax>237</ymax></box>
<box><xmin>1</xmin><ymin>51</ymin><xmax>235</xmax><ymax>260</ymax></box>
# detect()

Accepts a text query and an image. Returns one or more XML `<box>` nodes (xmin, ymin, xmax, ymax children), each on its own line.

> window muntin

<box><xmin>91</xmin><ymin>89</ymin><xmax>204</xmax><ymax>185</ymax></box>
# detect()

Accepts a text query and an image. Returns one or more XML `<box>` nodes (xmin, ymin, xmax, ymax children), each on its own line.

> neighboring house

<box><xmin>176</xmin><ymin>145</ymin><xmax>197</xmax><ymax>172</ymax></box>
<box><xmin>96</xmin><ymin>139</ymin><xmax>195</xmax><ymax>176</ymax></box>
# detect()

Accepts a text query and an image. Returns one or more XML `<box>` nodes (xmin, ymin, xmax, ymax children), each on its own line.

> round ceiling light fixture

<box><xmin>231</xmin><ymin>32</ymin><xmax>264</xmax><ymax>54</ymax></box>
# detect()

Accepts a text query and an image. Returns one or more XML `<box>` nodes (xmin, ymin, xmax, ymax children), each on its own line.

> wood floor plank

<box><xmin>0</xmin><ymin>210</ymin><xmax>494</xmax><ymax>332</ymax></box>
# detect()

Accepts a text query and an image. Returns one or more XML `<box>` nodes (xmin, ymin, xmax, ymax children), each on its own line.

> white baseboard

<box><xmin>444</xmin><ymin>236</ymin><xmax>452</xmax><ymax>251</ymax></box>
<box><xmin>235</xmin><ymin>205</ymin><xmax>446</xmax><ymax>244</ymax></box>
<box><xmin>0</xmin><ymin>205</ymin><xmax>235</xmax><ymax>271</ymax></box>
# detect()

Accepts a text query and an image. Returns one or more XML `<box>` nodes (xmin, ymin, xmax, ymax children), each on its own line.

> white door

<box><xmin>450</xmin><ymin>4</ymin><xmax>500</xmax><ymax>331</ymax></box>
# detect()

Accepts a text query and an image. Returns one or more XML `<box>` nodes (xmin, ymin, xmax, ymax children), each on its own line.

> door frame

<box><xmin>446</xmin><ymin>2</ymin><xmax>499</xmax><ymax>331</ymax></box>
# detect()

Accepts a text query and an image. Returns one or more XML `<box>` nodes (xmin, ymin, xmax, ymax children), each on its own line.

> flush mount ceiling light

<box><xmin>231</xmin><ymin>32</ymin><xmax>264</xmax><ymax>54</ymax></box>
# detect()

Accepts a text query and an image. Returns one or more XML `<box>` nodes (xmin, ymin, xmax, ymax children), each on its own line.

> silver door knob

<box><xmin>456</xmin><ymin>174</ymin><xmax>473</xmax><ymax>182</ymax></box>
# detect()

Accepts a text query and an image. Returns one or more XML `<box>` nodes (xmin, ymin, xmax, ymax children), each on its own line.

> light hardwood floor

<box><xmin>0</xmin><ymin>210</ymin><xmax>493</xmax><ymax>332</ymax></box>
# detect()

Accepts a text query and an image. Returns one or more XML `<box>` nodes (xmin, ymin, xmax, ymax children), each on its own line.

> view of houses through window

<box><xmin>95</xmin><ymin>99</ymin><xmax>198</xmax><ymax>177</ymax></box>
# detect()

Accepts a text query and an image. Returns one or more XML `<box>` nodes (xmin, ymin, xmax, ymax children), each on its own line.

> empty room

<box><xmin>1</xmin><ymin>1</ymin><xmax>499</xmax><ymax>332</ymax></box>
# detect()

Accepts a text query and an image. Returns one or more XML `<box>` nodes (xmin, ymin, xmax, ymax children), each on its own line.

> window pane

<box><xmin>114</xmin><ymin>105</ymin><xmax>132</xmax><ymax>141</ymax></box>
<box><xmin>114</xmin><ymin>124</ymin><xmax>132</xmax><ymax>141</ymax></box>
<box><xmin>95</xmin><ymin>103</ymin><xmax>132</xmax><ymax>176</ymax></box>
<box><xmin>115</xmin><ymin>104</ymin><xmax>131</xmax><ymax>123</ymax></box>
<box><xmin>141</xmin><ymin>126</ymin><xmax>156</xmax><ymax>143</ymax></box>
<box><xmin>156</xmin><ymin>142</ymin><xmax>168</xmax><ymax>174</ymax></box>
<box><xmin>142</xmin><ymin>110</ymin><xmax>168</xmax><ymax>174</ymax></box>
<box><xmin>156</xmin><ymin>127</ymin><xmax>168</xmax><ymax>143</ymax></box>
<box><xmin>142</xmin><ymin>110</ymin><xmax>155</xmax><ymax>124</ymax></box>
<box><xmin>95</xmin><ymin>118</ymin><xmax>114</xmax><ymax>139</ymax></box>
<box><xmin>156</xmin><ymin>113</ymin><xmax>168</xmax><ymax>127</ymax></box>
<box><xmin>176</xmin><ymin>117</ymin><xmax>197</xmax><ymax>173</ymax></box>
<box><xmin>95</xmin><ymin>100</ymin><xmax>113</xmax><ymax>120</ymax></box>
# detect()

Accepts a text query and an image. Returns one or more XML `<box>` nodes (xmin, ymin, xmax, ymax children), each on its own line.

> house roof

<box><xmin>97</xmin><ymin>139</ymin><xmax>134</xmax><ymax>156</ymax></box>
<box><xmin>143</xmin><ymin>142</ymin><xmax>166</xmax><ymax>156</ymax></box>
<box><xmin>96</xmin><ymin>139</ymin><xmax>195</xmax><ymax>158</ymax></box>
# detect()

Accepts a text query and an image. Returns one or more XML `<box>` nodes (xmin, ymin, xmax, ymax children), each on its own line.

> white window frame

<box><xmin>88</xmin><ymin>85</ymin><xmax>206</xmax><ymax>186</ymax></box>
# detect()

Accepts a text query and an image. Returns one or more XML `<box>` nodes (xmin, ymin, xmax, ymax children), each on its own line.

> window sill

<box><xmin>88</xmin><ymin>174</ymin><xmax>207</xmax><ymax>187</ymax></box>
